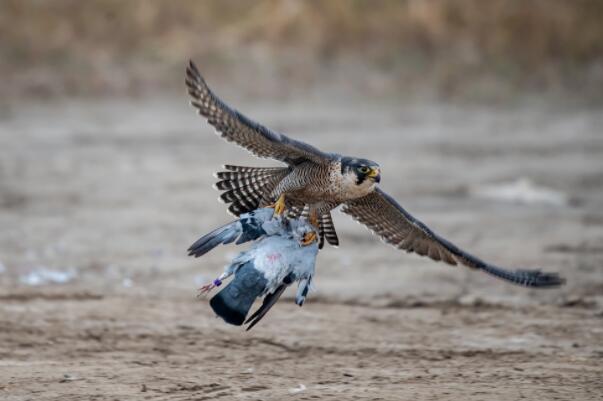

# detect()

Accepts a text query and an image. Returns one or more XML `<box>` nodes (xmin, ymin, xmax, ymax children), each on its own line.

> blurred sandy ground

<box><xmin>0</xmin><ymin>2</ymin><xmax>602</xmax><ymax>400</ymax></box>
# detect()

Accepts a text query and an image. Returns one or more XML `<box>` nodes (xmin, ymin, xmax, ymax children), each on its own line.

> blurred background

<box><xmin>2</xmin><ymin>0</ymin><xmax>603</xmax><ymax>101</ymax></box>
<box><xmin>1</xmin><ymin>1</ymin><xmax>603</xmax><ymax>399</ymax></box>
<box><xmin>2</xmin><ymin>0</ymin><xmax>603</xmax><ymax>299</ymax></box>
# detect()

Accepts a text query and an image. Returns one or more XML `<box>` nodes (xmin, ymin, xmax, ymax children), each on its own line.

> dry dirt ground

<box><xmin>1</xmin><ymin>96</ymin><xmax>602</xmax><ymax>400</ymax></box>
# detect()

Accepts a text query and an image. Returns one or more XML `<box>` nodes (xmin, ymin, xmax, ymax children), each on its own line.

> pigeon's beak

<box><xmin>368</xmin><ymin>167</ymin><xmax>381</xmax><ymax>183</ymax></box>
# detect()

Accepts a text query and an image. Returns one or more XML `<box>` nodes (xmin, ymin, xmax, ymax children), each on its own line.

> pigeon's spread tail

<box><xmin>210</xmin><ymin>262</ymin><xmax>267</xmax><ymax>326</ymax></box>
<box><xmin>187</xmin><ymin>222</ymin><xmax>240</xmax><ymax>258</ymax></box>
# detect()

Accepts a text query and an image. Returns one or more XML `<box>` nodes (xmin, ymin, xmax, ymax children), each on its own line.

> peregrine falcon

<box><xmin>185</xmin><ymin>61</ymin><xmax>564</xmax><ymax>288</ymax></box>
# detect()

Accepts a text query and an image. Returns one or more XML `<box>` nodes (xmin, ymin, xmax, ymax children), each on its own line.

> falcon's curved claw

<box><xmin>301</xmin><ymin>231</ymin><xmax>317</xmax><ymax>246</ymax></box>
<box><xmin>269</xmin><ymin>194</ymin><xmax>287</xmax><ymax>217</ymax></box>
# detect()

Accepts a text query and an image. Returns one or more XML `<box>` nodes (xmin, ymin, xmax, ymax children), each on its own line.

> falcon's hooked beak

<box><xmin>368</xmin><ymin>167</ymin><xmax>381</xmax><ymax>183</ymax></box>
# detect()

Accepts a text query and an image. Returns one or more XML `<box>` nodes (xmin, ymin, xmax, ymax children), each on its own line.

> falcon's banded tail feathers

<box><xmin>215</xmin><ymin>165</ymin><xmax>290</xmax><ymax>216</ymax></box>
<box><xmin>319</xmin><ymin>213</ymin><xmax>339</xmax><ymax>248</ymax></box>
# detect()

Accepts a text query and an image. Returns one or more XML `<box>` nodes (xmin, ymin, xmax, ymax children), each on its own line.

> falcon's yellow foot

<box><xmin>301</xmin><ymin>231</ymin><xmax>318</xmax><ymax>246</ymax></box>
<box><xmin>269</xmin><ymin>194</ymin><xmax>287</xmax><ymax>217</ymax></box>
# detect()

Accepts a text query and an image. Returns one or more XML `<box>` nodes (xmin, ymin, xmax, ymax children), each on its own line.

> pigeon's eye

<box><xmin>358</xmin><ymin>166</ymin><xmax>370</xmax><ymax>174</ymax></box>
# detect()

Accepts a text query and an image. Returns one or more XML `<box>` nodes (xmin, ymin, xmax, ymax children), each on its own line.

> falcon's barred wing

<box><xmin>186</xmin><ymin>61</ymin><xmax>335</xmax><ymax>166</ymax></box>
<box><xmin>342</xmin><ymin>188</ymin><xmax>564</xmax><ymax>288</ymax></box>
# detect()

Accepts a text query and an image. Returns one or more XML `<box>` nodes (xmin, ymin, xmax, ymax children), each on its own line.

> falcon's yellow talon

<box><xmin>270</xmin><ymin>194</ymin><xmax>287</xmax><ymax>216</ymax></box>
<box><xmin>301</xmin><ymin>231</ymin><xmax>317</xmax><ymax>246</ymax></box>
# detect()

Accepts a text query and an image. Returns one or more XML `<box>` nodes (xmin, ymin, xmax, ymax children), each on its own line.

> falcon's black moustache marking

<box><xmin>340</xmin><ymin>156</ymin><xmax>380</xmax><ymax>186</ymax></box>
<box><xmin>356</xmin><ymin>174</ymin><xmax>368</xmax><ymax>186</ymax></box>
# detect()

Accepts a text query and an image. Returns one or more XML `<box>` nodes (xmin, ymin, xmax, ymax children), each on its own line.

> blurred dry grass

<box><xmin>1</xmin><ymin>0</ymin><xmax>602</xmax><ymax>100</ymax></box>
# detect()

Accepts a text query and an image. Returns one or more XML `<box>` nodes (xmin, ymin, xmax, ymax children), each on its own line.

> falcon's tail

<box><xmin>319</xmin><ymin>212</ymin><xmax>339</xmax><ymax>248</ymax></box>
<box><xmin>215</xmin><ymin>165</ymin><xmax>290</xmax><ymax>216</ymax></box>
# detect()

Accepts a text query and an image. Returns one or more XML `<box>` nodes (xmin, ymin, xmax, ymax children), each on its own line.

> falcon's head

<box><xmin>341</xmin><ymin>157</ymin><xmax>381</xmax><ymax>194</ymax></box>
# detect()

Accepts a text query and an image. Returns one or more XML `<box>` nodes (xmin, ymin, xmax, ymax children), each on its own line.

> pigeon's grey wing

<box><xmin>188</xmin><ymin>208</ymin><xmax>276</xmax><ymax>257</ymax></box>
<box><xmin>187</xmin><ymin>221</ymin><xmax>241</xmax><ymax>257</ymax></box>
<box><xmin>236</xmin><ymin>208</ymin><xmax>274</xmax><ymax>244</ymax></box>
<box><xmin>245</xmin><ymin>284</ymin><xmax>288</xmax><ymax>331</ymax></box>
<box><xmin>341</xmin><ymin>188</ymin><xmax>564</xmax><ymax>288</ymax></box>
<box><xmin>186</xmin><ymin>61</ymin><xmax>336</xmax><ymax>166</ymax></box>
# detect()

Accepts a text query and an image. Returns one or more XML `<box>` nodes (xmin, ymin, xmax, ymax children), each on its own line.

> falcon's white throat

<box><xmin>339</xmin><ymin>170</ymin><xmax>377</xmax><ymax>200</ymax></box>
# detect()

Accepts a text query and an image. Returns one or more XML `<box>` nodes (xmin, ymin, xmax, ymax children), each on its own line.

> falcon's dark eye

<box><xmin>358</xmin><ymin>166</ymin><xmax>370</xmax><ymax>174</ymax></box>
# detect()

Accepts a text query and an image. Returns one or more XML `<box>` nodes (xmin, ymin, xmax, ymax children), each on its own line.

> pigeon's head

<box><xmin>289</xmin><ymin>219</ymin><xmax>318</xmax><ymax>245</ymax></box>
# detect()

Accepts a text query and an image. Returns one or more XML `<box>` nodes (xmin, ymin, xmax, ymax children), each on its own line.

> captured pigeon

<box><xmin>191</xmin><ymin>213</ymin><xmax>319</xmax><ymax>330</ymax></box>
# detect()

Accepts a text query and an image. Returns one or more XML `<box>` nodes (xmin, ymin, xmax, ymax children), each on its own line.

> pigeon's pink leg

<box><xmin>197</xmin><ymin>272</ymin><xmax>231</xmax><ymax>297</ymax></box>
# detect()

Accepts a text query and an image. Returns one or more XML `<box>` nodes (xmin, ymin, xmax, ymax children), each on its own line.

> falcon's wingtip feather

<box><xmin>187</xmin><ymin>59</ymin><xmax>200</xmax><ymax>76</ymax></box>
<box><xmin>185</xmin><ymin>60</ymin><xmax>208</xmax><ymax>95</ymax></box>
<box><xmin>481</xmin><ymin>265</ymin><xmax>565</xmax><ymax>288</ymax></box>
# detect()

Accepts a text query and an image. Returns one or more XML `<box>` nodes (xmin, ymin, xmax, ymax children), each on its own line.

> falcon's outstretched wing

<box><xmin>342</xmin><ymin>188</ymin><xmax>564</xmax><ymax>288</ymax></box>
<box><xmin>185</xmin><ymin>61</ymin><xmax>335</xmax><ymax>166</ymax></box>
